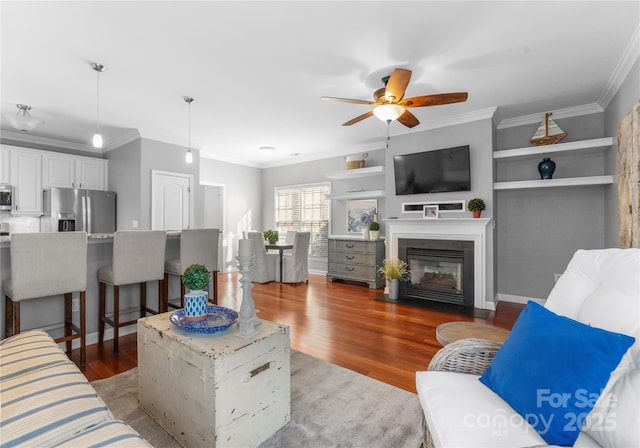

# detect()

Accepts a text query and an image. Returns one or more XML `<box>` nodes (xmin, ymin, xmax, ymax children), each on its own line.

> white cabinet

<box><xmin>493</xmin><ymin>137</ymin><xmax>613</xmax><ymax>190</ymax></box>
<box><xmin>0</xmin><ymin>147</ymin><xmax>10</xmax><ymax>184</ymax></box>
<box><xmin>42</xmin><ymin>153</ymin><xmax>108</xmax><ymax>190</ymax></box>
<box><xmin>10</xmin><ymin>148</ymin><xmax>42</xmax><ymax>215</ymax></box>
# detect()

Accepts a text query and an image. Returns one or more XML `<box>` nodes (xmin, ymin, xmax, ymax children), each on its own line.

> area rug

<box><xmin>91</xmin><ymin>351</ymin><xmax>423</xmax><ymax>448</ymax></box>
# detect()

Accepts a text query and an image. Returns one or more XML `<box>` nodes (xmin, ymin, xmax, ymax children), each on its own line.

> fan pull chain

<box><xmin>386</xmin><ymin>119</ymin><xmax>391</xmax><ymax>150</ymax></box>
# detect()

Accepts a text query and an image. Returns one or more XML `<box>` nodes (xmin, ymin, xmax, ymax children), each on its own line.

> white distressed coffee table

<box><xmin>137</xmin><ymin>312</ymin><xmax>290</xmax><ymax>448</ymax></box>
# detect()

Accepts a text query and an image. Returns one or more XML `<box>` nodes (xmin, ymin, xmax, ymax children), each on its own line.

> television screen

<box><xmin>393</xmin><ymin>145</ymin><xmax>471</xmax><ymax>195</ymax></box>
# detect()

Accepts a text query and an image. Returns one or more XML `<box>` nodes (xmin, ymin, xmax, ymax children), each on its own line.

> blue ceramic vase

<box><xmin>538</xmin><ymin>158</ymin><xmax>556</xmax><ymax>179</ymax></box>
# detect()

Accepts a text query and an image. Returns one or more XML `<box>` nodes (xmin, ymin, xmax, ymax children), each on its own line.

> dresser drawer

<box><xmin>328</xmin><ymin>251</ymin><xmax>372</xmax><ymax>265</ymax></box>
<box><xmin>329</xmin><ymin>239</ymin><xmax>373</xmax><ymax>254</ymax></box>
<box><xmin>328</xmin><ymin>262</ymin><xmax>377</xmax><ymax>279</ymax></box>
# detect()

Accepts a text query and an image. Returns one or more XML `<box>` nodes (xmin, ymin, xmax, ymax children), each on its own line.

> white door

<box><xmin>151</xmin><ymin>170</ymin><xmax>192</xmax><ymax>230</ymax></box>
<box><xmin>203</xmin><ymin>184</ymin><xmax>224</xmax><ymax>270</ymax></box>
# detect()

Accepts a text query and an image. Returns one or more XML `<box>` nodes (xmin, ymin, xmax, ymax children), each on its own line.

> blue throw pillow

<box><xmin>479</xmin><ymin>301</ymin><xmax>635</xmax><ymax>446</ymax></box>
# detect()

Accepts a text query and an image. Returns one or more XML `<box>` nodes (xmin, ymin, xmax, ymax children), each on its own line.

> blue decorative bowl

<box><xmin>170</xmin><ymin>306</ymin><xmax>238</xmax><ymax>334</ymax></box>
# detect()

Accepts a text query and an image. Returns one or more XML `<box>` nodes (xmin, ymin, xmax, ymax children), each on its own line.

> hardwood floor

<box><xmin>75</xmin><ymin>273</ymin><xmax>523</xmax><ymax>393</ymax></box>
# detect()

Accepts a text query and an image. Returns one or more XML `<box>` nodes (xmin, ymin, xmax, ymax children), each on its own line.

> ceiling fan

<box><xmin>322</xmin><ymin>68</ymin><xmax>468</xmax><ymax>128</ymax></box>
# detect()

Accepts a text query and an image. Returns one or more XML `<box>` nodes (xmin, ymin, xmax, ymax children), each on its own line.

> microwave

<box><xmin>0</xmin><ymin>185</ymin><xmax>13</xmax><ymax>210</ymax></box>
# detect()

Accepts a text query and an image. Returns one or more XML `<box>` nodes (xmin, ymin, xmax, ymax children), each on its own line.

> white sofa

<box><xmin>0</xmin><ymin>330</ymin><xmax>151</xmax><ymax>447</ymax></box>
<box><xmin>416</xmin><ymin>248</ymin><xmax>640</xmax><ymax>447</ymax></box>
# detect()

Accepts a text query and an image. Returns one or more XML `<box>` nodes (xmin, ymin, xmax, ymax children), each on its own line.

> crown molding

<box><xmin>103</xmin><ymin>129</ymin><xmax>141</xmax><ymax>152</ymax></box>
<box><xmin>598</xmin><ymin>24</ymin><xmax>640</xmax><ymax>109</ymax></box>
<box><xmin>416</xmin><ymin>107</ymin><xmax>498</xmax><ymax>131</ymax></box>
<box><xmin>0</xmin><ymin>129</ymin><xmax>101</xmax><ymax>153</ymax></box>
<box><xmin>497</xmin><ymin>103</ymin><xmax>603</xmax><ymax>130</ymax></box>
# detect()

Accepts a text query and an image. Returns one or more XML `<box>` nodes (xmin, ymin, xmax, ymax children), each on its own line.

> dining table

<box><xmin>265</xmin><ymin>243</ymin><xmax>294</xmax><ymax>282</ymax></box>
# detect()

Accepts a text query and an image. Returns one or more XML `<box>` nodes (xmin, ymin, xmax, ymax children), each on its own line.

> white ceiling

<box><xmin>1</xmin><ymin>1</ymin><xmax>638</xmax><ymax>168</ymax></box>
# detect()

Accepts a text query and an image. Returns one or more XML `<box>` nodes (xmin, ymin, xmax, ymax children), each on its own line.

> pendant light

<box><xmin>184</xmin><ymin>96</ymin><xmax>194</xmax><ymax>163</ymax></box>
<box><xmin>91</xmin><ymin>62</ymin><xmax>106</xmax><ymax>148</ymax></box>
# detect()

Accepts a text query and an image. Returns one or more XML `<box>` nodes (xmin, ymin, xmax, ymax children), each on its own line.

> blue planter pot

<box><xmin>538</xmin><ymin>158</ymin><xmax>556</xmax><ymax>179</ymax></box>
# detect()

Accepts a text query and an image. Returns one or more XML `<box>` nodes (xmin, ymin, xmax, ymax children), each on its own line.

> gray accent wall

<box><xmin>104</xmin><ymin>138</ymin><xmax>141</xmax><ymax>231</ymax></box>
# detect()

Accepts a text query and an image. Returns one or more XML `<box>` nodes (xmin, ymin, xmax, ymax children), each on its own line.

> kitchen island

<box><xmin>0</xmin><ymin>231</ymin><xmax>181</xmax><ymax>345</ymax></box>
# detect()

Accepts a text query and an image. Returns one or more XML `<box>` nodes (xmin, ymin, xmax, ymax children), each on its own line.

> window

<box><xmin>275</xmin><ymin>183</ymin><xmax>330</xmax><ymax>257</ymax></box>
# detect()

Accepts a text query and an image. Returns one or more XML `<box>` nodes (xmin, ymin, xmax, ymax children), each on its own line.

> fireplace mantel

<box><xmin>383</xmin><ymin>218</ymin><xmax>494</xmax><ymax>310</ymax></box>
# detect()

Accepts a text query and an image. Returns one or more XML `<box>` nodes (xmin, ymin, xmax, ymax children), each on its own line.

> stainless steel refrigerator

<box><xmin>43</xmin><ymin>187</ymin><xmax>116</xmax><ymax>233</ymax></box>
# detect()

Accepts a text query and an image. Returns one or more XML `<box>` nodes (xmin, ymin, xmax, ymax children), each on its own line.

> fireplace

<box><xmin>398</xmin><ymin>238</ymin><xmax>474</xmax><ymax>307</ymax></box>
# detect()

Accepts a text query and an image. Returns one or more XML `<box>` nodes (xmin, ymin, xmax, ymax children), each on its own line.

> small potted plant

<box><xmin>368</xmin><ymin>221</ymin><xmax>380</xmax><ymax>240</ymax></box>
<box><xmin>467</xmin><ymin>198</ymin><xmax>486</xmax><ymax>218</ymax></box>
<box><xmin>182</xmin><ymin>264</ymin><xmax>210</xmax><ymax>321</ymax></box>
<box><xmin>263</xmin><ymin>229</ymin><xmax>279</xmax><ymax>245</ymax></box>
<box><xmin>378</xmin><ymin>259</ymin><xmax>410</xmax><ymax>300</ymax></box>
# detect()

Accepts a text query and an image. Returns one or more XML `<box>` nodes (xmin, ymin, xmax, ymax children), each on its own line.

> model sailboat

<box><xmin>530</xmin><ymin>112</ymin><xmax>568</xmax><ymax>146</ymax></box>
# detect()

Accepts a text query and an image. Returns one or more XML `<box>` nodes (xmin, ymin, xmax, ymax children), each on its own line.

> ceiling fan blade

<box><xmin>342</xmin><ymin>111</ymin><xmax>374</xmax><ymax>126</ymax></box>
<box><xmin>384</xmin><ymin>68</ymin><xmax>412</xmax><ymax>102</ymax></box>
<box><xmin>400</xmin><ymin>92</ymin><xmax>468</xmax><ymax>108</ymax></box>
<box><xmin>321</xmin><ymin>96</ymin><xmax>374</xmax><ymax>105</ymax></box>
<box><xmin>397</xmin><ymin>110</ymin><xmax>420</xmax><ymax>128</ymax></box>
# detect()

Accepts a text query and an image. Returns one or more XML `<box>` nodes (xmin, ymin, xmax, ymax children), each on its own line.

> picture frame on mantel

<box><xmin>347</xmin><ymin>199</ymin><xmax>377</xmax><ymax>232</ymax></box>
<box><xmin>423</xmin><ymin>205</ymin><xmax>439</xmax><ymax>219</ymax></box>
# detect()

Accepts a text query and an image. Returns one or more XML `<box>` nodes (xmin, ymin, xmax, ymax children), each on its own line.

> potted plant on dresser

<box><xmin>467</xmin><ymin>198</ymin><xmax>486</xmax><ymax>218</ymax></box>
<box><xmin>368</xmin><ymin>221</ymin><xmax>380</xmax><ymax>240</ymax></box>
<box><xmin>182</xmin><ymin>264</ymin><xmax>210</xmax><ymax>321</ymax></box>
<box><xmin>378</xmin><ymin>258</ymin><xmax>410</xmax><ymax>300</ymax></box>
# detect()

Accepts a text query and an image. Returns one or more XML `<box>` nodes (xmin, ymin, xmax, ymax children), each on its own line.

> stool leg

<box><xmin>162</xmin><ymin>273</ymin><xmax>169</xmax><ymax>313</ymax></box>
<box><xmin>64</xmin><ymin>293</ymin><xmax>72</xmax><ymax>355</ymax></box>
<box><xmin>98</xmin><ymin>282</ymin><xmax>106</xmax><ymax>345</ymax></box>
<box><xmin>212</xmin><ymin>271</ymin><xmax>218</xmax><ymax>305</ymax></box>
<box><xmin>14</xmin><ymin>300</ymin><xmax>20</xmax><ymax>336</ymax></box>
<box><xmin>80</xmin><ymin>291</ymin><xmax>86</xmax><ymax>369</ymax></box>
<box><xmin>5</xmin><ymin>295</ymin><xmax>13</xmax><ymax>338</ymax></box>
<box><xmin>140</xmin><ymin>282</ymin><xmax>147</xmax><ymax>317</ymax></box>
<box><xmin>157</xmin><ymin>279</ymin><xmax>162</xmax><ymax>314</ymax></box>
<box><xmin>113</xmin><ymin>285</ymin><xmax>120</xmax><ymax>356</ymax></box>
<box><xmin>180</xmin><ymin>280</ymin><xmax>186</xmax><ymax>308</ymax></box>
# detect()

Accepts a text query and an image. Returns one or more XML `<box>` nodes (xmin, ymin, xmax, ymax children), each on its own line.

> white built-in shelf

<box><xmin>493</xmin><ymin>137</ymin><xmax>613</xmax><ymax>161</ymax></box>
<box><xmin>326</xmin><ymin>190</ymin><xmax>385</xmax><ymax>200</ymax></box>
<box><xmin>325</xmin><ymin>165</ymin><xmax>385</xmax><ymax>179</ymax></box>
<box><xmin>494</xmin><ymin>175</ymin><xmax>614</xmax><ymax>191</ymax></box>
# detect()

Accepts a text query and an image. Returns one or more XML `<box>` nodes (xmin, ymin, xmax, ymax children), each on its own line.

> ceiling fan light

<box><xmin>5</xmin><ymin>104</ymin><xmax>44</xmax><ymax>132</ymax></box>
<box><xmin>373</xmin><ymin>104</ymin><xmax>405</xmax><ymax>122</ymax></box>
<box><xmin>92</xmin><ymin>131</ymin><xmax>103</xmax><ymax>148</ymax></box>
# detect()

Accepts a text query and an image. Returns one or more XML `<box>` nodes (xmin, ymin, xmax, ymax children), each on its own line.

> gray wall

<box><xmin>104</xmin><ymin>138</ymin><xmax>141</xmax><ymax>231</ymax></box>
<box><xmin>199</xmin><ymin>157</ymin><xmax>262</xmax><ymax>272</ymax></box>
<box><xmin>604</xmin><ymin>57</ymin><xmax>640</xmax><ymax>247</ymax></box>
<box><xmin>495</xmin><ymin>113</ymin><xmax>608</xmax><ymax>300</ymax></box>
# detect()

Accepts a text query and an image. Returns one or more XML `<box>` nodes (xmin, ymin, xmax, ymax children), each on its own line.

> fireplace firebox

<box><xmin>398</xmin><ymin>239</ymin><xmax>474</xmax><ymax>307</ymax></box>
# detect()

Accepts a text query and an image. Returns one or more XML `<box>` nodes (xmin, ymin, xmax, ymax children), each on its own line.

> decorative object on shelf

<box><xmin>617</xmin><ymin>100</ymin><xmax>639</xmax><ymax>248</ymax></box>
<box><xmin>423</xmin><ymin>205</ymin><xmax>439</xmax><ymax>219</ymax></box>
<box><xmin>467</xmin><ymin>198</ymin><xmax>486</xmax><ymax>218</ymax></box>
<box><xmin>182</xmin><ymin>264</ymin><xmax>210</xmax><ymax>321</ymax></box>
<box><xmin>236</xmin><ymin>239</ymin><xmax>258</xmax><ymax>338</ymax></box>
<box><xmin>348</xmin><ymin>199</ymin><xmax>377</xmax><ymax>233</ymax></box>
<box><xmin>4</xmin><ymin>104</ymin><xmax>44</xmax><ymax>133</ymax></box>
<box><xmin>368</xmin><ymin>221</ymin><xmax>380</xmax><ymax>240</ymax></box>
<box><xmin>169</xmin><ymin>306</ymin><xmax>238</xmax><ymax>334</ymax></box>
<box><xmin>378</xmin><ymin>259</ymin><xmax>410</xmax><ymax>300</ymax></box>
<box><xmin>538</xmin><ymin>157</ymin><xmax>556</xmax><ymax>179</ymax></box>
<box><xmin>345</xmin><ymin>153</ymin><xmax>368</xmax><ymax>170</ymax></box>
<box><xmin>263</xmin><ymin>229</ymin><xmax>279</xmax><ymax>245</ymax></box>
<box><xmin>184</xmin><ymin>96</ymin><xmax>195</xmax><ymax>163</ymax></box>
<box><xmin>90</xmin><ymin>62</ymin><xmax>106</xmax><ymax>148</ymax></box>
<box><xmin>530</xmin><ymin>112</ymin><xmax>567</xmax><ymax>146</ymax></box>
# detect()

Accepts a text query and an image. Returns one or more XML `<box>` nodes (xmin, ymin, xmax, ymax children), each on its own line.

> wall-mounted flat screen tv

<box><xmin>393</xmin><ymin>145</ymin><xmax>471</xmax><ymax>195</ymax></box>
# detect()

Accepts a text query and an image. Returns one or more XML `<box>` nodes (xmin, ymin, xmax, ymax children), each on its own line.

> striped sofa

<box><xmin>1</xmin><ymin>330</ymin><xmax>151</xmax><ymax>447</ymax></box>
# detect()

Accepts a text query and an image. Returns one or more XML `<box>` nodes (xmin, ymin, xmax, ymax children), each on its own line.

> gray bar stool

<box><xmin>98</xmin><ymin>230</ymin><xmax>166</xmax><ymax>356</ymax></box>
<box><xmin>3</xmin><ymin>232</ymin><xmax>88</xmax><ymax>367</ymax></box>
<box><xmin>163</xmin><ymin>228</ymin><xmax>220</xmax><ymax>311</ymax></box>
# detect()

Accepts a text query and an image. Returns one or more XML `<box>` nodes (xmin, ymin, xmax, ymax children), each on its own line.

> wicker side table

<box><xmin>435</xmin><ymin>321</ymin><xmax>511</xmax><ymax>346</ymax></box>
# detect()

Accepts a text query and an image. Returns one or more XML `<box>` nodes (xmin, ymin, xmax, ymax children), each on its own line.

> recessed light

<box><xmin>259</xmin><ymin>146</ymin><xmax>276</xmax><ymax>152</ymax></box>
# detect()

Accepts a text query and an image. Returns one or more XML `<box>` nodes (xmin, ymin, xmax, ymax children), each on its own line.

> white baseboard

<box><xmin>495</xmin><ymin>293</ymin><xmax>545</xmax><ymax>306</ymax></box>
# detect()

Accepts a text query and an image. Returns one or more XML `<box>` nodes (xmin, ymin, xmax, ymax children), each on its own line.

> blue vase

<box><xmin>538</xmin><ymin>158</ymin><xmax>556</xmax><ymax>179</ymax></box>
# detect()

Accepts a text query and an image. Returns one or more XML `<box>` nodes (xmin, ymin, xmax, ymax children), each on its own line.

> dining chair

<box><xmin>279</xmin><ymin>231</ymin><xmax>311</xmax><ymax>284</ymax></box>
<box><xmin>284</xmin><ymin>230</ymin><xmax>297</xmax><ymax>244</ymax></box>
<box><xmin>3</xmin><ymin>232</ymin><xmax>88</xmax><ymax>367</ymax></box>
<box><xmin>247</xmin><ymin>232</ymin><xmax>277</xmax><ymax>283</ymax></box>
<box><xmin>98</xmin><ymin>230</ymin><xmax>166</xmax><ymax>356</ymax></box>
<box><xmin>163</xmin><ymin>228</ymin><xmax>220</xmax><ymax>310</ymax></box>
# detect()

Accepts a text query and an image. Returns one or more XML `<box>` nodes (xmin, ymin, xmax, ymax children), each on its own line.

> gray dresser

<box><xmin>326</xmin><ymin>238</ymin><xmax>385</xmax><ymax>289</ymax></box>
